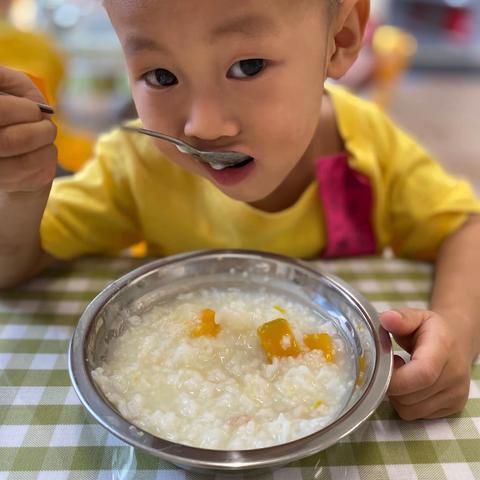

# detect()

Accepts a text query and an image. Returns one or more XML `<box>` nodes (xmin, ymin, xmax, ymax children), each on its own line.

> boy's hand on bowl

<box><xmin>0</xmin><ymin>66</ymin><xmax>57</xmax><ymax>193</ymax></box>
<box><xmin>379</xmin><ymin>309</ymin><xmax>474</xmax><ymax>421</ymax></box>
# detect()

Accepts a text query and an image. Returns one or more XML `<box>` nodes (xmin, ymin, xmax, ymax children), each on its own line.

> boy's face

<box><xmin>107</xmin><ymin>0</ymin><xmax>336</xmax><ymax>205</ymax></box>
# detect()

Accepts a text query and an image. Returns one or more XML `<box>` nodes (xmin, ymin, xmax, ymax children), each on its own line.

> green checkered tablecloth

<box><xmin>1</xmin><ymin>256</ymin><xmax>479</xmax><ymax>480</ymax></box>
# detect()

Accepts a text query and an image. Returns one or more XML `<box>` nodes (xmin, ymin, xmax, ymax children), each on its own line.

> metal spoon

<box><xmin>0</xmin><ymin>91</ymin><xmax>55</xmax><ymax>114</ymax></box>
<box><xmin>121</xmin><ymin>125</ymin><xmax>252</xmax><ymax>170</ymax></box>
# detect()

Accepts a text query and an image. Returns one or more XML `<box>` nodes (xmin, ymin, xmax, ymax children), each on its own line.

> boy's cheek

<box><xmin>130</xmin><ymin>88</ymin><xmax>178</xmax><ymax>132</ymax></box>
<box><xmin>261</xmin><ymin>116</ymin><xmax>315</xmax><ymax>161</ymax></box>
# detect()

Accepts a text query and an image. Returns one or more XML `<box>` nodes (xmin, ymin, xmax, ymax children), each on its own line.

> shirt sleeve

<box><xmin>379</xmin><ymin>115</ymin><xmax>480</xmax><ymax>260</ymax></box>
<box><xmin>40</xmin><ymin>131</ymin><xmax>142</xmax><ymax>260</ymax></box>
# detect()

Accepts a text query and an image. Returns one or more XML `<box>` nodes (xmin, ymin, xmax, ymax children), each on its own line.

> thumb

<box><xmin>379</xmin><ymin>309</ymin><xmax>429</xmax><ymax>353</ymax></box>
<box><xmin>379</xmin><ymin>309</ymin><xmax>427</xmax><ymax>336</ymax></box>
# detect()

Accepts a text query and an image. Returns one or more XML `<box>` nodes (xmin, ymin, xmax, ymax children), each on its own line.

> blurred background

<box><xmin>1</xmin><ymin>0</ymin><xmax>479</xmax><ymax>191</ymax></box>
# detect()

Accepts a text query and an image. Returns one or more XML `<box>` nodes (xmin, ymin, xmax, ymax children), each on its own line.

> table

<box><xmin>0</xmin><ymin>256</ymin><xmax>479</xmax><ymax>480</ymax></box>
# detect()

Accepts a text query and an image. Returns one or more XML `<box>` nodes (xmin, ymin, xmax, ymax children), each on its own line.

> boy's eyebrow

<box><xmin>124</xmin><ymin>36</ymin><xmax>167</xmax><ymax>55</ymax></box>
<box><xmin>211</xmin><ymin>14</ymin><xmax>279</xmax><ymax>39</ymax></box>
<box><xmin>123</xmin><ymin>14</ymin><xmax>278</xmax><ymax>54</ymax></box>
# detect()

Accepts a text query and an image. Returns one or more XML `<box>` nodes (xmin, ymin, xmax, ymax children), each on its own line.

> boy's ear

<box><xmin>327</xmin><ymin>0</ymin><xmax>370</xmax><ymax>79</ymax></box>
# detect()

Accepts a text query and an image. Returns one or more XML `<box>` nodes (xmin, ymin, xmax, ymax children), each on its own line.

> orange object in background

<box><xmin>24</xmin><ymin>73</ymin><xmax>93</xmax><ymax>173</ymax></box>
<box><xmin>371</xmin><ymin>26</ymin><xmax>418</xmax><ymax>109</ymax></box>
<box><xmin>26</xmin><ymin>73</ymin><xmax>52</xmax><ymax>105</ymax></box>
<box><xmin>0</xmin><ymin>18</ymin><xmax>94</xmax><ymax>172</ymax></box>
<box><xmin>54</xmin><ymin>123</ymin><xmax>94</xmax><ymax>173</ymax></box>
<box><xmin>338</xmin><ymin>22</ymin><xmax>418</xmax><ymax>110</ymax></box>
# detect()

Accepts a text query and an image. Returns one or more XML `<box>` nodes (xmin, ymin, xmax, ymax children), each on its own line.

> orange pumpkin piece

<box><xmin>191</xmin><ymin>308</ymin><xmax>221</xmax><ymax>338</ymax></box>
<box><xmin>356</xmin><ymin>355</ymin><xmax>366</xmax><ymax>386</ymax></box>
<box><xmin>257</xmin><ymin>318</ymin><xmax>301</xmax><ymax>361</ymax></box>
<box><xmin>303</xmin><ymin>333</ymin><xmax>335</xmax><ymax>362</ymax></box>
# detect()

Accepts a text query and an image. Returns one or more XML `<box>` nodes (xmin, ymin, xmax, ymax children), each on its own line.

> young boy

<box><xmin>0</xmin><ymin>0</ymin><xmax>479</xmax><ymax>422</ymax></box>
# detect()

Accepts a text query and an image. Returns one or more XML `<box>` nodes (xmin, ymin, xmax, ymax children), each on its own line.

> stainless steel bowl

<box><xmin>68</xmin><ymin>250</ymin><xmax>392</xmax><ymax>474</ymax></box>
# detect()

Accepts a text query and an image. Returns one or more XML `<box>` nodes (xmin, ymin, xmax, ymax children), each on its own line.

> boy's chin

<box><xmin>215</xmin><ymin>182</ymin><xmax>280</xmax><ymax>205</ymax></box>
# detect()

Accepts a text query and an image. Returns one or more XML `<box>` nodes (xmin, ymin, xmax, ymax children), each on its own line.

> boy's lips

<box><xmin>202</xmin><ymin>156</ymin><xmax>256</xmax><ymax>186</ymax></box>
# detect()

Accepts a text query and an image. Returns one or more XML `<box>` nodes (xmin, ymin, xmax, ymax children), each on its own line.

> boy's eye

<box><xmin>144</xmin><ymin>68</ymin><xmax>178</xmax><ymax>87</ymax></box>
<box><xmin>227</xmin><ymin>59</ymin><xmax>266</xmax><ymax>79</ymax></box>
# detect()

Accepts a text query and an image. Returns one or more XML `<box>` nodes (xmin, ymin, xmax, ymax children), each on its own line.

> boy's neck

<box><xmin>249</xmin><ymin>92</ymin><xmax>344</xmax><ymax>213</ymax></box>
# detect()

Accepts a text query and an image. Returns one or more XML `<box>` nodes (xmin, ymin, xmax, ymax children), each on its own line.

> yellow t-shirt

<box><xmin>41</xmin><ymin>85</ymin><xmax>480</xmax><ymax>261</ymax></box>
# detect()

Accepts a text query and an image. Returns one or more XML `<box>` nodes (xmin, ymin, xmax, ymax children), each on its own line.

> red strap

<box><xmin>316</xmin><ymin>154</ymin><xmax>377</xmax><ymax>258</ymax></box>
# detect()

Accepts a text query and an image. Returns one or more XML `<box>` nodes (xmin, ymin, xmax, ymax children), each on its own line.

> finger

<box><xmin>0</xmin><ymin>65</ymin><xmax>46</xmax><ymax>104</ymax></box>
<box><xmin>0</xmin><ymin>120</ymin><xmax>57</xmax><ymax>157</ymax></box>
<box><xmin>387</xmin><ymin>327</ymin><xmax>448</xmax><ymax>396</ymax></box>
<box><xmin>424</xmin><ymin>409</ymin><xmax>458</xmax><ymax>420</ymax></box>
<box><xmin>379</xmin><ymin>309</ymin><xmax>429</xmax><ymax>352</ymax></box>
<box><xmin>393</xmin><ymin>354</ymin><xmax>406</xmax><ymax>370</ymax></box>
<box><xmin>390</xmin><ymin>387</ymin><xmax>468</xmax><ymax>421</ymax></box>
<box><xmin>380</xmin><ymin>309</ymin><xmax>429</xmax><ymax>336</ymax></box>
<box><xmin>0</xmin><ymin>144</ymin><xmax>57</xmax><ymax>192</ymax></box>
<box><xmin>391</xmin><ymin>381</ymin><xmax>441</xmax><ymax>406</ymax></box>
<box><xmin>0</xmin><ymin>94</ymin><xmax>44</xmax><ymax>127</ymax></box>
<box><xmin>391</xmin><ymin>357</ymin><xmax>471</xmax><ymax>406</ymax></box>
<box><xmin>388</xmin><ymin>354</ymin><xmax>440</xmax><ymax>405</ymax></box>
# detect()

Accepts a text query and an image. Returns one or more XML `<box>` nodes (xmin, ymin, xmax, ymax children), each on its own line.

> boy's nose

<box><xmin>183</xmin><ymin>96</ymin><xmax>240</xmax><ymax>142</ymax></box>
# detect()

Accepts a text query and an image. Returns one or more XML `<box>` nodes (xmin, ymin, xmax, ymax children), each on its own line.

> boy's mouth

<box><xmin>221</xmin><ymin>156</ymin><xmax>254</xmax><ymax>169</ymax></box>
<box><xmin>203</xmin><ymin>156</ymin><xmax>256</xmax><ymax>186</ymax></box>
<box><xmin>204</xmin><ymin>155</ymin><xmax>255</xmax><ymax>171</ymax></box>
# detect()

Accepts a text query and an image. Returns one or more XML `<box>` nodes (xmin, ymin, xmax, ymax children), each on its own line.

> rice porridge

<box><xmin>92</xmin><ymin>288</ymin><xmax>357</xmax><ymax>450</ymax></box>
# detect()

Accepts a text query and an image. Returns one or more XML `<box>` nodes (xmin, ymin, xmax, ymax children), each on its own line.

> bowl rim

<box><xmin>68</xmin><ymin>249</ymin><xmax>393</xmax><ymax>471</ymax></box>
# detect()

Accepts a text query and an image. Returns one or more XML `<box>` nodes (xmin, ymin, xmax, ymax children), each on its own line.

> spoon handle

<box><xmin>0</xmin><ymin>91</ymin><xmax>55</xmax><ymax>114</ymax></box>
<box><xmin>120</xmin><ymin>125</ymin><xmax>193</xmax><ymax>152</ymax></box>
<box><xmin>120</xmin><ymin>124</ymin><xmax>249</xmax><ymax>168</ymax></box>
